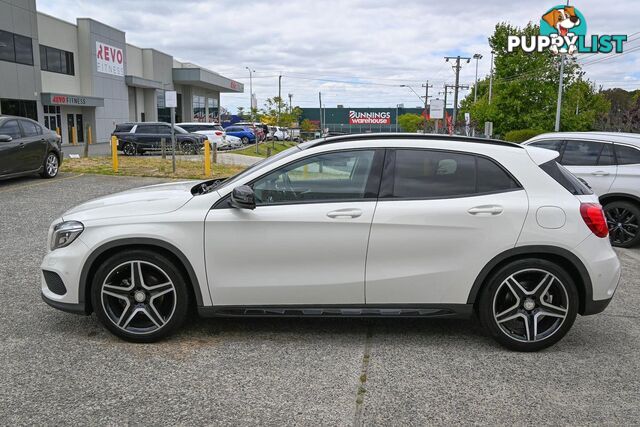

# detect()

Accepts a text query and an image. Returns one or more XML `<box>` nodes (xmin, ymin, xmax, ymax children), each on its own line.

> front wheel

<box><xmin>478</xmin><ymin>259</ymin><xmax>578</xmax><ymax>352</ymax></box>
<box><xmin>121</xmin><ymin>142</ymin><xmax>136</xmax><ymax>156</ymax></box>
<box><xmin>604</xmin><ymin>201</ymin><xmax>640</xmax><ymax>248</ymax></box>
<box><xmin>90</xmin><ymin>250</ymin><xmax>191</xmax><ymax>343</ymax></box>
<box><xmin>40</xmin><ymin>152</ymin><xmax>59</xmax><ymax>179</ymax></box>
<box><xmin>241</xmin><ymin>136</ymin><xmax>249</xmax><ymax>144</ymax></box>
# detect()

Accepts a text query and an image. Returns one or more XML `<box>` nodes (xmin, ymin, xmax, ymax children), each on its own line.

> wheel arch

<box><xmin>79</xmin><ymin>238</ymin><xmax>204</xmax><ymax>314</ymax></box>
<box><xmin>467</xmin><ymin>245</ymin><xmax>593</xmax><ymax>315</ymax></box>
<box><xmin>599</xmin><ymin>193</ymin><xmax>640</xmax><ymax>207</ymax></box>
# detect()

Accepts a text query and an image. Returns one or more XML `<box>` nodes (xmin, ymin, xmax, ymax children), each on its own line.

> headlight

<box><xmin>50</xmin><ymin>221</ymin><xmax>84</xmax><ymax>251</ymax></box>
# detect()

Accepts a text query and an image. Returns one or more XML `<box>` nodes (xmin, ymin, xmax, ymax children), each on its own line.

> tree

<box><xmin>260</xmin><ymin>97</ymin><xmax>302</xmax><ymax>126</ymax></box>
<box><xmin>460</xmin><ymin>22</ymin><xmax>609</xmax><ymax>135</ymax></box>
<box><xmin>300</xmin><ymin>119</ymin><xmax>317</xmax><ymax>133</ymax></box>
<box><xmin>397</xmin><ymin>113</ymin><xmax>425</xmax><ymax>133</ymax></box>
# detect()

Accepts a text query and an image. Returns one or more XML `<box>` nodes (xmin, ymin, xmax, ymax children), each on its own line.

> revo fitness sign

<box><xmin>348</xmin><ymin>111</ymin><xmax>391</xmax><ymax>125</ymax></box>
<box><xmin>96</xmin><ymin>41</ymin><xmax>124</xmax><ymax>76</ymax></box>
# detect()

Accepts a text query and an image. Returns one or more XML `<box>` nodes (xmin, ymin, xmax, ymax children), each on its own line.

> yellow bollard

<box><xmin>72</xmin><ymin>127</ymin><xmax>77</xmax><ymax>145</ymax></box>
<box><xmin>303</xmin><ymin>164</ymin><xmax>309</xmax><ymax>179</ymax></box>
<box><xmin>56</xmin><ymin>127</ymin><xmax>61</xmax><ymax>137</ymax></box>
<box><xmin>111</xmin><ymin>136</ymin><xmax>119</xmax><ymax>173</ymax></box>
<box><xmin>88</xmin><ymin>126</ymin><xmax>92</xmax><ymax>145</ymax></box>
<box><xmin>204</xmin><ymin>139</ymin><xmax>211</xmax><ymax>176</ymax></box>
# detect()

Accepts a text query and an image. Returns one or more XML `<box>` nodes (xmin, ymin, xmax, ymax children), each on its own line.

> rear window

<box><xmin>540</xmin><ymin>160</ymin><xmax>592</xmax><ymax>195</ymax></box>
<box><xmin>115</xmin><ymin>123</ymin><xmax>134</xmax><ymax>133</ymax></box>
<box><xmin>615</xmin><ymin>144</ymin><xmax>640</xmax><ymax>165</ymax></box>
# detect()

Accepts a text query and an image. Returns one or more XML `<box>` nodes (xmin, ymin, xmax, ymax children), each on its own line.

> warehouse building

<box><xmin>0</xmin><ymin>0</ymin><xmax>243</xmax><ymax>144</ymax></box>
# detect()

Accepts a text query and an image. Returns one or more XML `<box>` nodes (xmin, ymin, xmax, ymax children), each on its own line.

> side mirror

<box><xmin>0</xmin><ymin>134</ymin><xmax>12</xmax><ymax>143</ymax></box>
<box><xmin>230</xmin><ymin>185</ymin><xmax>256</xmax><ymax>210</ymax></box>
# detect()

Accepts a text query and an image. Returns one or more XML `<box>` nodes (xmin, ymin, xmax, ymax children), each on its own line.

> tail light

<box><xmin>215</xmin><ymin>131</ymin><xmax>223</xmax><ymax>136</ymax></box>
<box><xmin>580</xmin><ymin>203</ymin><xmax>609</xmax><ymax>238</ymax></box>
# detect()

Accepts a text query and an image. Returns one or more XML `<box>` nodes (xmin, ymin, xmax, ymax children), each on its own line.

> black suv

<box><xmin>112</xmin><ymin>122</ymin><xmax>207</xmax><ymax>156</ymax></box>
<box><xmin>0</xmin><ymin>115</ymin><xmax>62</xmax><ymax>180</ymax></box>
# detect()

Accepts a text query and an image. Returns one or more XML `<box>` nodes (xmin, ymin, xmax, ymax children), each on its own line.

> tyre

<box><xmin>181</xmin><ymin>141</ymin><xmax>197</xmax><ymax>155</ymax></box>
<box><xmin>604</xmin><ymin>201</ymin><xmax>640</xmax><ymax>248</ymax></box>
<box><xmin>90</xmin><ymin>249</ymin><xmax>191</xmax><ymax>343</ymax></box>
<box><xmin>241</xmin><ymin>136</ymin><xmax>249</xmax><ymax>144</ymax></box>
<box><xmin>122</xmin><ymin>142</ymin><xmax>136</xmax><ymax>156</ymax></box>
<box><xmin>478</xmin><ymin>258</ymin><xmax>578</xmax><ymax>352</ymax></box>
<box><xmin>40</xmin><ymin>152</ymin><xmax>59</xmax><ymax>179</ymax></box>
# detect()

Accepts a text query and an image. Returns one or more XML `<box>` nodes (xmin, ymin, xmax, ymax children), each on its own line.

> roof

<box><xmin>528</xmin><ymin>132</ymin><xmax>640</xmax><ymax>147</ymax></box>
<box><xmin>304</xmin><ymin>133</ymin><xmax>523</xmax><ymax>149</ymax></box>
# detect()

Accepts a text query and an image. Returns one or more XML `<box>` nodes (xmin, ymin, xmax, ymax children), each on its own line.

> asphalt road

<box><xmin>0</xmin><ymin>174</ymin><xmax>639</xmax><ymax>425</ymax></box>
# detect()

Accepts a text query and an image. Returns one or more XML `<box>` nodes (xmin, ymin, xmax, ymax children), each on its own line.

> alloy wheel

<box><xmin>100</xmin><ymin>261</ymin><xmax>177</xmax><ymax>335</ymax></box>
<box><xmin>492</xmin><ymin>268</ymin><xmax>569</xmax><ymax>343</ymax></box>
<box><xmin>605</xmin><ymin>206</ymin><xmax>638</xmax><ymax>246</ymax></box>
<box><xmin>46</xmin><ymin>154</ymin><xmax>58</xmax><ymax>177</ymax></box>
<box><xmin>123</xmin><ymin>143</ymin><xmax>136</xmax><ymax>156</ymax></box>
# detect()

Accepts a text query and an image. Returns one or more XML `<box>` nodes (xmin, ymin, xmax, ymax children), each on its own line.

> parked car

<box><xmin>269</xmin><ymin>126</ymin><xmax>289</xmax><ymax>141</ymax></box>
<box><xmin>176</xmin><ymin>122</ymin><xmax>242</xmax><ymax>150</ymax></box>
<box><xmin>524</xmin><ymin>132</ymin><xmax>640</xmax><ymax>247</ymax></box>
<box><xmin>112</xmin><ymin>122</ymin><xmax>207</xmax><ymax>156</ymax></box>
<box><xmin>224</xmin><ymin>125</ymin><xmax>256</xmax><ymax>144</ymax></box>
<box><xmin>0</xmin><ymin>115</ymin><xmax>62</xmax><ymax>180</ymax></box>
<box><xmin>236</xmin><ymin>122</ymin><xmax>266</xmax><ymax>142</ymax></box>
<box><xmin>41</xmin><ymin>133</ymin><xmax>620</xmax><ymax>351</ymax></box>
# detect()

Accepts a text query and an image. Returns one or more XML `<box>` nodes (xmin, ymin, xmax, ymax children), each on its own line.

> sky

<box><xmin>37</xmin><ymin>0</ymin><xmax>640</xmax><ymax>113</ymax></box>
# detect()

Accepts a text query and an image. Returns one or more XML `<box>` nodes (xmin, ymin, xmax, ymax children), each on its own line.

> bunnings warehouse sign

<box><xmin>349</xmin><ymin>110</ymin><xmax>391</xmax><ymax>124</ymax></box>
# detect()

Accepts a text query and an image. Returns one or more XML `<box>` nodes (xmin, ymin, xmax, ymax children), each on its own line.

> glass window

<box><xmin>598</xmin><ymin>143</ymin><xmax>615</xmax><ymax>166</ymax></box>
<box><xmin>13</xmin><ymin>34</ymin><xmax>33</xmax><ymax>65</ymax></box>
<box><xmin>561</xmin><ymin>140</ymin><xmax>610</xmax><ymax>166</ymax></box>
<box><xmin>39</xmin><ymin>45</ymin><xmax>47</xmax><ymax>70</ymax></box>
<box><xmin>0</xmin><ymin>120</ymin><xmax>22</xmax><ymax>140</ymax></box>
<box><xmin>135</xmin><ymin>124</ymin><xmax>156</xmax><ymax>134</ymax></box>
<box><xmin>252</xmin><ymin>150</ymin><xmax>376</xmax><ymax>205</ymax></box>
<box><xmin>390</xmin><ymin>150</ymin><xmax>476</xmax><ymax>198</ymax></box>
<box><xmin>477</xmin><ymin>157</ymin><xmax>520</xmax><ymax>193</ymax></box>
<box><xmin>615</xmin><ymin>145</ymin><xmax>640</xmax><ymax>165</ymax></box>
<box><xmin>0</xmin><ymin>30</ymin><xmax>16</xmax><ymax>62</ymax></box>
<box><xmin>539</xmin><ymin>161</ymin><xmax>592</xmax><ymax>195</ymax></box>
<box><xmin>20</xmin><ymin>120</ymin><xmax>40</xmax><ymax>137</ymax></box>
<box><xmin>528</xmin><ymin>139</ymin><xmax>564</xmax><ymax>152</ymax></box>
<box><xmin>192</xmin><ymin>95</ymin><xmax>205</xmax><ymax>122</ymax></box>
<box><xmin>46</xmin><ymin>47</ymin><xmax>62</xmax><ymax>73</ymax></box>
<box><xmin>158</xmin><ymin>125</ymin><xmax>172</xmax><ymax>135</ymax></box>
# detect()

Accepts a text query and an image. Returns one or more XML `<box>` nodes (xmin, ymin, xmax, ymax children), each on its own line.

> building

<box><xmin>0</xmin><ymin>0</ymin><xmax>243</xmax><ymax>144</ymax></box>
<box><xmin>299</xmin><ymin>106</ymin><xmax>453</xmax><ymax>134</ymax></box>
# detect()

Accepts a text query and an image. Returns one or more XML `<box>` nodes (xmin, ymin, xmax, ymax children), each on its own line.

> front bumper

<box><xmin>41</xmin><ymin>291</ymin><xmax>87</xmax><ymax>315</ymax></box>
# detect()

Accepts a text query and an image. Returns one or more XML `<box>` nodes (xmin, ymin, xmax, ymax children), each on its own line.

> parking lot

<box><xmin>1</xmin><ymin>174</ymin><xmax>639</xmax><ymax>425</ymax></box>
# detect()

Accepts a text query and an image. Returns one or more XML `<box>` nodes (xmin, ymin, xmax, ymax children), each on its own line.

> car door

<box><xmin>559</xmin><ymin>139</ymin><xmax>617</xmax><ymax>196</ymax></box>
<box><xmin>365</xmin><ymin>149</ymin><xmax>528</xmax><ymax>304</ymax></box>
<box><xmin>204</xmin><ymin>149</ymin><xmax>384</xmax><ymax>306</ymax></box>
<box><xmin>0</xmin><ymin>119</ymin><xmax>25</xmax><ymax>175</ymax></box>
<box><xmin>18</xmin><ymin>119</ymin><xmax>47</xmax><ymax>170</ymax></box>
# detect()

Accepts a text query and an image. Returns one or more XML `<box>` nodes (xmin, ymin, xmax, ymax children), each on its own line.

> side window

<box><xmin>252</xmin><ymin>150</ymin><xmax>376</xmax><ymax>205</ymax></box>
<box><xmin>20</xmin><ymin>120</ymin><xmax>40</xmax><ymax>137</ymax></box>
<box><xmin>389</xmin><ymin>150</ymin><xmax>476</xmax><ymax>198</ymax></box>
<box><xmin>615</xmin><ymin>145</ymin><xmax>640</xmax><ymax>165</ymax></box>
<box><xmin>529</xmin><ymin>139</ymin><xmax>564</xmax><ymax>152</ymax></box>
<box><xmin>135</xmin><ymin>125</ymin><xmax>154</xmax><ymax>134</ymax></box>
<box><xmin>561</xmin><ymin>140</ymin><xmax>609</xmax><ymax>166</ymax></box>
<box><xmin>0</xmin><ymin>120</ymin><xmax>22</xmax><ymax>140</ymax></box>
<box><xmin>157</xmin><ymin>125</ymin><xmax>171</xmax><ymax>135</ymax></box>
<box><xmin>477</xmin><ymin>157</ymin><xmax>520</xmax><ymax>193</ymax></box>
<box><xmin>598</xmin><ymin>143</ymin><xmax>615</xmax><ymax>166</ymax></box>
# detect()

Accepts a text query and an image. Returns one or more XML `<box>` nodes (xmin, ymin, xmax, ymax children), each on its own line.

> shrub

<box><xmin>504</xmin><ymin>129</ymin><xmax>546</xmax><ymax>143</ymax></box>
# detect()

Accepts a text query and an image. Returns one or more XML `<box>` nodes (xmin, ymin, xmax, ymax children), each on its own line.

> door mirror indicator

<box><xmin>230</xmin><ymin>185</ymin><xmax>256</xmax><ymax>210</ymax></box>
<box><xmin>0</xmin><ymin>134</ymin><xmax>12</xmax><ymax>142</ymax></box>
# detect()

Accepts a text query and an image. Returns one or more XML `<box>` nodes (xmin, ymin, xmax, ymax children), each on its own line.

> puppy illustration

<box><xmin>542</xmin><ymin>6</ymin><xmax>581</xmax><ymax>54</ymax></box>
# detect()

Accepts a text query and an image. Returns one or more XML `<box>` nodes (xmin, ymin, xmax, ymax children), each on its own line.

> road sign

<box><xmin>165</xmin><ymin>91</ymin><xmax>177</xmax><ymax>108</ymax></box>
<box><xmin>430</xmin><ymin>99</ymin><xmax>445</xmax><ymax>119</ymax></box>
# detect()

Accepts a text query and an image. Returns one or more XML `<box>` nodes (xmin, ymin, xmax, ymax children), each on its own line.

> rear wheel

<box><xmin>91</xmin><ymin>250</ymin><xmax>190</xmax><ymax>343</ymax></box>
<box><xmin>40</xmin><ymin>152</ymin><xmax>59</xmax><ymax>179</ymax></box>
<box><xmin>604</xmin><ymin>201</ymin><xmax>640</xmax><ymax>248</ymax></box>
<box><xmin>180</xmin><ymin>141</ymin><xmax>198</xmax><ymax>155</ymax></box>
<box><xmin>478</xmin><ymin>259</ymin><xmax>578</xmax><ymax>352</ymax></box>
<box><xmin>122</xmin><ymin>142</ymin><xmax>136</xmax><ymax>156</ymax></box>
<box><xmin>241</xmin><ymin>136</ymin><xmax>249</xmax><ymax>144</ymax></box>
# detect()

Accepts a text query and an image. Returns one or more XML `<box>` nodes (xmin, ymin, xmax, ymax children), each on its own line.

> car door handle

<box><xmin>327</xmin><ymin>208</ymin><xmax>363</xmax><ymax>219</ymax></box>
<box><xmin>591</xmin><ymin>171</ymin><xmax>610</xmax><ymax>176</ymax></box>
<box><xmin>468</xmin><ymin>205</ymin><xmax>503</xmax><ymax>215</ymax></box>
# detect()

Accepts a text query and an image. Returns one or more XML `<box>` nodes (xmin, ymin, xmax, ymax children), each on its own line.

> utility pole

<box><xmin>277</xmin><ymin>74</ymin><xmax>282</xmax><ymax>126</ymax></box>
<box><xmin>318</xmin><ymin>92</ymin><xmax>323</xmax><ymax>136</ymax></box>
<box><xmin>422</xmin><ymin>81</ymin><xmax>432</xmax><ymax>133</ymax></box>
<box><xmin>488</xmin><ymin>51</ymin><xmax>495</xmax><ymax>104</ymax></box>
<box><xmin>473</xmin><ymin>53</ymin><xmax>483</xmax><ymax>102</ymax></box>
<box><xmin>444</xmin><ymin>56</ymin><xmax>471</xmax><ymax>127</ymax></box>
<box><xmin>555</xmin><ymin>54</ymin><xmax>565</xmax><ymax>132</ymax></box>
<box><xmin>288</xmin><ymin>93</ymin><xmax>292</xmax><ymax>114</ymax></box>
<box><xmin>245</xmin><ymin>66</ymin><xmax>254</xmax><ymax>121</ymax></box>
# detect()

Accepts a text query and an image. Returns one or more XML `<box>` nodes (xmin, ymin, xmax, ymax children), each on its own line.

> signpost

<box><xmin>430</xmin><ymin>99</ymin><xmax>445</xmax><ymax>134</ymax></box>
<box><xmin>165</xmin><ymin>91</ymin><xmax>178</xmax><ymax>173</ymax></box>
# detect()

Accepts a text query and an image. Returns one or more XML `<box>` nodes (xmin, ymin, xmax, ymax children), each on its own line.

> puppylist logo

<box><xmin>508</xmin><ymin>5</ymin><xmax>627</xmax><ymax>55</ymax></box>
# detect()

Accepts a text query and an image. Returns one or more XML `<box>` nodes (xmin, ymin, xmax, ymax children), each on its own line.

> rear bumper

<box><xmin>582</xmin><ymin>296</ymin><xmax>613</xmax><ymax>316</ymax></box>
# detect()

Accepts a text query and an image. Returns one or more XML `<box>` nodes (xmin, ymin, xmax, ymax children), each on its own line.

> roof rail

<box><xmin>305</xmin><ymin>133</ymin><xmax>523</xmax><ymax>149</ymax></box>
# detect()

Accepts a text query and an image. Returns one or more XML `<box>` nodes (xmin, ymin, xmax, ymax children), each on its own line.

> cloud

<box><xmin>37</xmin><ymin>0</ymin><xmax>640</xmax><ymax>112</ymax></box>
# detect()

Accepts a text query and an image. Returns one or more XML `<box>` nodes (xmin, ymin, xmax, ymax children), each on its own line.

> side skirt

<box><xmin>198</xmin><ymin>304</ymin><xmax>474</xmax><ymax>319</ymax></box>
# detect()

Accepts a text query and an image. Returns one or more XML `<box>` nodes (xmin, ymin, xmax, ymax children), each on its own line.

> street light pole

<box><xmin>245</xmin><ymin>66</ymin><xmax>254</xmax><ymax>121</ymax></box>
<box><xmin>473</xmin><ymin>53</ymin><xmax>483</xmax><ymax>103</ymax></box>
<box><xmin>555</xmin><ymin>54</ymin><xmax>565</xmax><ymax>132</ymax></box>
<box><xmin>488</xmin><ymin>51</ymin><xmax>495</xmax><ymax>104</ymax></box>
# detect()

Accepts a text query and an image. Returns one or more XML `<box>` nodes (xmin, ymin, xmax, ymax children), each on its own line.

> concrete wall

<box><xmin>125</xmin><ymin>43</ymin><xmax>143</xmax><ymax>77</ymax></box>
<box><xmin>76</xmin><ymin>18</ymin><xmax>128</xmax><ymax>142</ymax></box>
<box><xmin>0</xmin><ymin>0</ymin><xmax>42</xmax><ymax>121</ymax></box>
<box><xmin>37</xmin><ymin>13</ymin><xmax>81</xmax><ymax>95</ymax></box>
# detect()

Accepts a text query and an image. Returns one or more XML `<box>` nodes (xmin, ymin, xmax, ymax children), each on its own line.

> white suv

<box><xmin>525</xmin><ymin>132</ymin><xmax>640</xmax><ymax>247</ymax></box>
<box><xmin>41</xmin><ymin>134</ymin><xmax>620</xmax><ymax>351</ymax></box>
